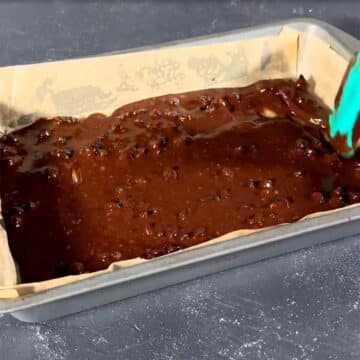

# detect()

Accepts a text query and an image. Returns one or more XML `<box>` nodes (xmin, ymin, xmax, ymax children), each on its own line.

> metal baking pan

<box><xmin>0</xmin><ymin>18</ymin><xmax>359</xmax><ymax>323</ymax></box>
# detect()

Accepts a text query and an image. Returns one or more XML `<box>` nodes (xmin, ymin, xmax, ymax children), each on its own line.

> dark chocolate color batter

<box><xmin>1</xmin><ymin>76</ymin><xmax>360</xmax><ymax>282</ymax></box>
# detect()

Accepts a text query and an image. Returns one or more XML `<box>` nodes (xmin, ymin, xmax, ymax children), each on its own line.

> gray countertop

<box><xmin>1</xmin><ymin>1</ymin><xmax>360</xmax><ymax>359</ymax></box>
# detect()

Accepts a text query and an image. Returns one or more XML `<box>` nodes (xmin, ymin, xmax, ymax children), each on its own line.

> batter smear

<box><xmin>1</xmin><ymin>76</ymin><xmax>360</xmax><ymax>282</ymax></box>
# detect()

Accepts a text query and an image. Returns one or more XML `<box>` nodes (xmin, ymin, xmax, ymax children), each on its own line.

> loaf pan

<box><xmin>0</xmin><ymin>18</ymin><xmax>359</xmax><ymax>322</ymax></box>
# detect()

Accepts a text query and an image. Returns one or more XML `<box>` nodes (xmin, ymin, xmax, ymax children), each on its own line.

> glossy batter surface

<box><xmin>1</xmin><ymin>76</ymin><xmax>360</xmax><ymax>282</ymax></box>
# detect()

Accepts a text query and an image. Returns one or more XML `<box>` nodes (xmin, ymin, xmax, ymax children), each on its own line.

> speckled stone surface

<box><xmin>0</xmin><ymin>1</ymin><xmax>360</xmax><ymax>359</ymax></box>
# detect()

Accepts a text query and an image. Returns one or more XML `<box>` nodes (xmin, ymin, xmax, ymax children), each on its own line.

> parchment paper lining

<box><xmin>0</xmin><ymin>26</ymin><xmax>355</xmax><ymax>299</ymax></box>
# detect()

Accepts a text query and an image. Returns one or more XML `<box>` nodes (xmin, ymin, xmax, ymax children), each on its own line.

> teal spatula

<box><xmin>329</xmin><ymin>53</ymin><xmax>360</xmax><ymax>158</ymax></box>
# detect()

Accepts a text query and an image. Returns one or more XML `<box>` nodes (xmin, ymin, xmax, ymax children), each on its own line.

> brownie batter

<box><xmin>1</xmin><ymin>76</ymin><xmax>360</xmax><ymax>283</ymax></box>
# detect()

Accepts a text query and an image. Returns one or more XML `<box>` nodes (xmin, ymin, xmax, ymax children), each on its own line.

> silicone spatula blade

<box><xmin>329</xmin><ymin>53</ymin><xmax>360</xmax><ymax>158</ymax></box>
